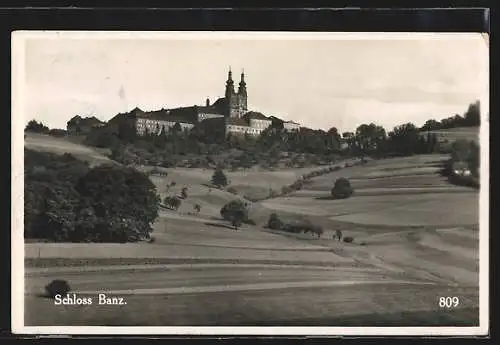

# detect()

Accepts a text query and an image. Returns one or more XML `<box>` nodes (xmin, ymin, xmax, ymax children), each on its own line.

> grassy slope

<box><xmin>25</xmin><ymin>133</ymin><xmax>114</xmax><ymax>167</ymax></box>
<box><xmin>23</xmin><ymin>134</ymin><xmax>480</xmax><ymax>327</ymax></box>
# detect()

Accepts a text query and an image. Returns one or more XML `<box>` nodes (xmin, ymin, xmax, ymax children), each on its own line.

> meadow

<box><xmin>22</xmin><ymin>133</ymin><xmax>480</xmax><ymax>326</ymax></box>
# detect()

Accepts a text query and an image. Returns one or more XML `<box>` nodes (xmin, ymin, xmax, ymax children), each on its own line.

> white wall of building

<box><xmin>249</xmin><ymin>118</ymin><xmax>272</xmax><ymax>130</ymax></box>
<box><xmin>283</xmin><ymin>121</ymin><xmax>300</xmax><ymax>131</ymax></box>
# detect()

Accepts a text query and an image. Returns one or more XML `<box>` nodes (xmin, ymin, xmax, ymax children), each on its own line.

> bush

<box><xmin>281</xmin><ymin>186</ymin><xmax>293</xmax><ymax>195</ymax></box>
<box><xmin>331</xmin><ymin>177</ymin><xmax>354</xmax><ymax>199</ymax></box>
<box><xmin>268</xmin><ymin>213</ymin><xmax>284</xmax><ymax>230</ymax></box>
<box><xmin>227</xmin><ymin>186</ymin><xmax>238</xmax><ymax>195</ymax></box>
<box><xmin>148</xmin><ymin>236</ymin><xmax>156</xmax><ymax>243</ymax></box>
<box><xmin>343</xmin><ymin>236</ymin><xmax>354</xmax><ymax>243</ymax></box>
<box><xmin>244</xmin><ymin>219</ymin><xmax>256</xmax><ymax>226</ymax></box>
<box><xmin>48</xmin><ymin>129</ymin><xmax>67</xmax><ymax>137</ymax></box>
<box><xmin>211</xmin><ymin>168</ymin><xmax>228</xmax><ymax>187</ymax></box>
<box><xmin>181</xmin><ymin>187</ymin><xmax>188</xmax><ymax>199</ymax></box>
<box><xmin>220</xmin><ymin>199</ymin><xmax>249</xmax><ymax>222</ymax></box>
<box><xmin>45</xmin><ymin>280</ymin><xmax>70</xmax><ymax>298</ymax></box>
<box><xmin>164</xmin><ymin>195</ymin><xmax>182</xmax><ymax>210</ymax></box>
<box><xmin>232</xmin><ymin>212</ymin><xmax>245</xmax><ymax>230</ymax></box>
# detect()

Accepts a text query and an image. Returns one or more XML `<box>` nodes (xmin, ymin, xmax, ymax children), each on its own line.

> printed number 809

<box><xmin>438</xmin><ymin>296</ymin><xmax>460</xmax><ymax>308</ymax></box>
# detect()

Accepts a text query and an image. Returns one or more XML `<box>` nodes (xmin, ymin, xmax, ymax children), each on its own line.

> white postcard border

<box><xmin>11</xmin><ymin>31</ymin><xmax>490</xmax><ymax>336</ymax></box>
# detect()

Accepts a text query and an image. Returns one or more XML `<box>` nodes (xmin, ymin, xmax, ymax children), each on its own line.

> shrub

<box><xmin>331</xmin><ymin>177</ymin><xmax>354</xmax><ymax>199</ymax></box>
<box><xmin>232</xmin><ymin>211</ymin><xmax>245</xmax><ymax>230</ymax></box>
<box><xmin>343</xmin><ymin>236</ymin><xmax>354</xmax><ymax>243</ymax></box>
<box><xmin>227</xmin><ymin>186</ymin><xmax>238</xmax><ymax>195</ymax></box>
<box><xmin>281</xmin><ymin>186</ymin><xmax>293</xmax><ymax>195</ymax></box>
<box><xmin>181</xmin><ymin>187</ymin><xmax>188</xmax><ymax>199</ymax></box>
<box><xmin>268</xmin><ymin>189</ymin><xmax>280</xmax><ymax>198</ymax></box>
<box><xmin>164</xmin><ymin>195</ymin><xmax>182</xmax><ymax>211</ymax></box>
<box><xmin>220</xmin><ymin>199</ymin><xmax>249</xmax><ymax>222</ymax></box>
<box><xmin>194</xmin><ymin>203</ymin><xmax>201</xmax><ymax>214</ymax></box>
<box><xmin>45</xmin><ymin>280</ymin><xmax>70</xmax><ymax>298</ymax></box>
<box><xmin>148</xmin><ymin>236</ymin><xmax>156</xmax><ymax>243</ymax></box>
<box><xmin>268</xmin><ymin>213</ymin><xmax>284</xmax><ymax>230</ymax></box>
<box><xmin>244</xmin><ymin>219</ymin><xmax>256</xmax><ymax>226</ymax></box>
<box><xmin>48</xmin><ymin>129</ymin><xmax>67</xmax><ymax>137</ymax></box>
<box><xmin>211</xmin><ymin>168</ymin><xmax>228</xmax><ymax>187</ymax></box>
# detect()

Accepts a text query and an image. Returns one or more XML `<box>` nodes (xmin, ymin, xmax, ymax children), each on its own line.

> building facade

<box><xmin>283</xmin><ymin>120</ymin><xmax>301</xmax><ymax>132</ymax></box>
<box><xmin>109</xmin><ymin>69</ymin><xmax>283</xmax><ymax>137</ymax></box>
<box><xmin>67</xmin><ymin>115</ymin><xmax>106</xmax><ymax>135</ymax></box>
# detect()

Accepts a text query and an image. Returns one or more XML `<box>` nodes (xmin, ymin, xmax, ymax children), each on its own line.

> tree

<box><xmin>310</xmin><ymin>225</ymin><xmax>324</xmax><ymax>239</ymax></box>
<box><xmin>355</xmin><ymin>123</ymin><xmax>387</xmax><ymax>155</ymax></box>
<box><xmin>463</xmin><ymin>101</ymin><xmax>480</xmax><ymax>126</ymax></box>
<box><xmin>467</xmin><ymin>141</ymin><xmax>480</xmax><ymax>177</ymax></box>
<box><xmin>388</xmin><ymin>123</ymin><xmax>420</xmax><ymax>156</ymax></box>
<box><xmin>181</xmin><ymin>187</ymin><xmax>188</xmax><ymax>199</ymax></box>
<box><xmin>231</xmin><ymin>209</ymin><xmax>245</xmax><ymax>230</ymax></box>
<box><xmin>267</xmin><ymin>213</ymin><xmax>284</xmax><ymax>230</ymax></box>
<box><xmin>164</xmin><ymin>195</ymin><xmax>182</xmax><ymax>211</ymax></box>
<box><xmin>211</xmin><ymin>168</ymin><xmax>228</xmax><ymax>187</ymax></box>
<box><xmin>25</xmin><ymin>119</ymin><xmax>49</xmax><ymax>133</ymax></box>
<box><xmin>220</xmin><ymin>199</ymin><xmax>249</xmax><ymax>223</ymax></box>
<box><xmin>331</xmin><ymin>177</ymin><xmax>354</xmax><ymax>199</ymax></box>
<box><xmin>76</xmin><ymin>165</ymin><xmax>160</xmax><ymax>241</ymax></box>
<box><xmin>326</xmin><ymin>127</ymin><xmax>341</xmax><ymax>151</ymax></box>
<box><xmin>24</xmin><ymin>149</ymin><xmax>90</xmax><ymax>241</ymax></box>
<box><xmin>194</xmin><ymin>203</ymin><xmax>201</xmax><ymax>215</ymax></box>
<box><xmin>335</xmin><ymin>229</ymin><xmax>343</xmax><ymax>241</ymax></box>
<box><xmin>420</xmin><ymin>119</ymin><xmax>442</xmax><ymax>132</ymax></box>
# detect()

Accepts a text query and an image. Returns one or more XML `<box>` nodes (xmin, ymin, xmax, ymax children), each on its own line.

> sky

<box><xmin>17</xmin><ymin>32</ymin><xmax>489</xmax><ymax>133</ymax></box>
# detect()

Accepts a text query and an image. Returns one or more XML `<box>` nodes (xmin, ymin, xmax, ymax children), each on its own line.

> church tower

<box><xmin>225</xmin><ymin>68</ymin><xmax>248</xmax><ymax>118</ymax></box>
<box><xmin>225</xmin><ymin>68</ymin><xmax>238</xmax><ymax>118</ymax></box>
<box><xmin>237</xmin><ymin>70</ymin><xmax>248</xmax><ymax>117</ymax></box>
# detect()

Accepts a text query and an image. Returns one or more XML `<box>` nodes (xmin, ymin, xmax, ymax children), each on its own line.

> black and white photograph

<box><xmin>12</xmin><ymin>31</ymin><xmax>489</xmax><ymax>335</ymax></box>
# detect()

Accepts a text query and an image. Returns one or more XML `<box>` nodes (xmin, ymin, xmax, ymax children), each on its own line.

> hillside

<box><xmin>423</xmin><ymin>126</ymin><xmax>479</xmax><ymax>144</ymax></box>
<box><xmin>25</xmin><ymin>132</ymin><xmax>114</xmax><ymax>167</ymax></box>
<box><xmin>23</xmin><ymin>132</ymin><xmax>479</xmax><ymax>327</ymax></box>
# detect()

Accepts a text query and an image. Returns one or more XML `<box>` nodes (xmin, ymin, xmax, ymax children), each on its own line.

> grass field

<box><xmin>22</xmin><ymin>134</ymin><xmax>480</xmax><ymax>328</ymax></box>
<box><xmin>424</xmin><ymin>126</ymin><xmax>479</xmax><ymax>144</ymax></box>
<box><xmin>24</xmin><ymin>133</ymin><xmax>114</xmax><ymax>167</ymax></box>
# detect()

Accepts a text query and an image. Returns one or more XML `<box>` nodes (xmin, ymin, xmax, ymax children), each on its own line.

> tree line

<box><xmin>26</xmin><ymin>100</ymin><xmax>481</xmax><ymax>166</ymax></box>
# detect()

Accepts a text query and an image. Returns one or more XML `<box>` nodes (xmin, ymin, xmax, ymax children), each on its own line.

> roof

<box><xmin>67</xmin><ymin>115</ymin><xmax>106</xmax><ymax>126</ymax></box>
<box><xmin>226</xmin><ymin>118</ymin><xmax>250</xmax><ymax>126</ymax></box>
<box><xmin>108</xmin><ymin>96</ymin><xmax>227</xmax><ymax>126</ymax></box>
<box><xmin>243</xmin><ymin>111</ymin><xmax>269</xmax><ymax>120</ymax></box>
<box><xmin>205</xmin><ymin>97</ymin><xmax>227</xmax><ymax>115</ymax></box>
<box><xmin>284</xmin><ymin>120</ymin><xmax>300</xmax><ymax>125</ymax></box>
<box><xmin>108</xmin><ymin>107</ymin><xmax>144</xmax><ymax>123</ymax></box>
<box><xmin>140</xmin><ymin>107</ymin><xmax>198</xmax><ymax>124</ymax></box>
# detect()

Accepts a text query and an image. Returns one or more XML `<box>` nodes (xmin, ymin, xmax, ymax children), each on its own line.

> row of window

<box><xmin>249</xmin><ymin>120</ymin><xmax>272</xmax><ymax>129</ymax></box>
<box><xmin>226</xmin><ymin>125</ymin><xmax>265</xmax><ymax>135</ymax></box>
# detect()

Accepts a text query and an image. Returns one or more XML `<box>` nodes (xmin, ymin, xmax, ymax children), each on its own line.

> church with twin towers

<box><xmin>225</xmin><ymin>68</ymin><xmax>248</xmax><ymax>118</ymax></box>
<box><xmin>112</xmin><ymin>68</ymin><xmax>301</xmax><ymax>137</ymax></box>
